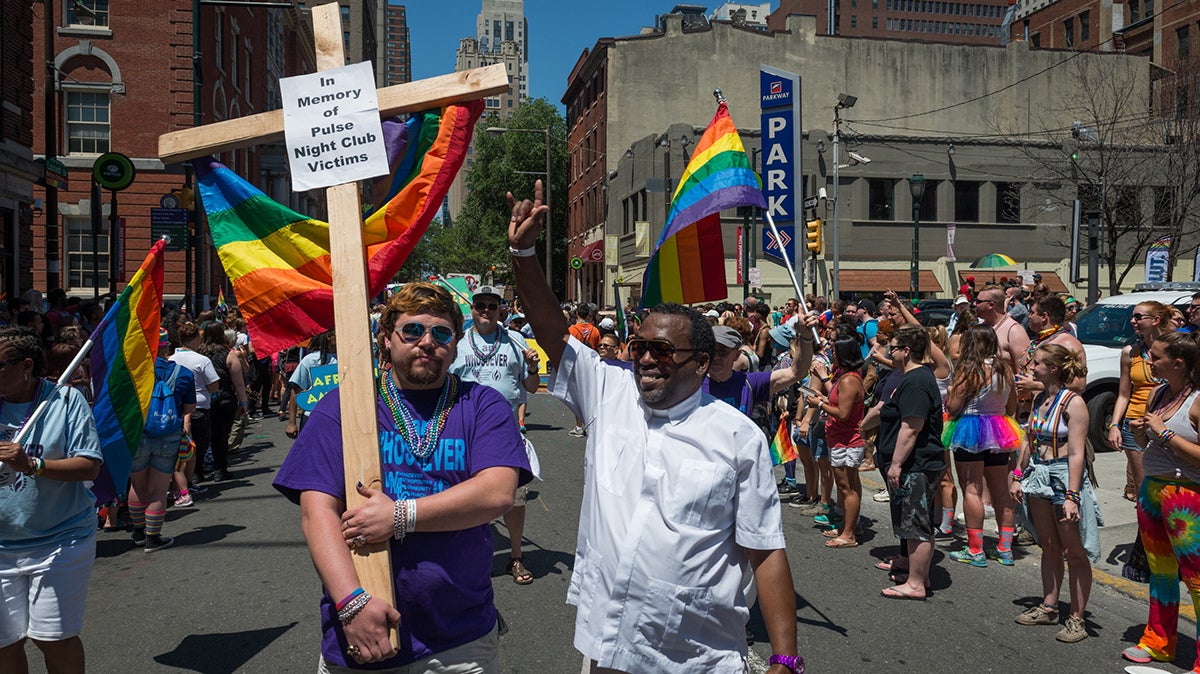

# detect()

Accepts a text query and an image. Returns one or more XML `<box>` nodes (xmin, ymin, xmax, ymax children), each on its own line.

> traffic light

<box><xmin>805</xmin><ymin>218</ymin><xmax>823</xmax><ymax>254</ymax></box>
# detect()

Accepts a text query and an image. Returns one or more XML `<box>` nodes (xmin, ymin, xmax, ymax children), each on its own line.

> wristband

<box><xmin>337</xmin><ymin>590</ymin><xmax>372</xmax><ymax>624</ymax></box>
<box><xmin>238</xmin><ymin>401</ymin><xmax>247</xmax><ymax>407</ymax></box>
<box><xmin>1011</xmin><ymin>468</ymin><xmax>1023</xmax><ymax>482</ymax></box>
<box><xmin>508</xmin><ymin>245</ymin><xmax>537</xmax><ymax>258</ymax></box>
<box><xmin>1106</xmin><ymin>422</ymin><xmax>1118</xmax><ymax>430</ymax></box>
<box><xmin>1064</xmin><ymin>489</ymin><xmax>1082</xmax><ymax>505</ymax></box>
<box><xmin>1160</xmin><ymin>428</ymin><xmax>1177</xmax><ymax>444</ymax></box>
<box><xmin>336</xmin><ymin>587</ymin><xmax>365</xmax><ymax>611</ymax></box>
<box><xmin>769</xmin><ymin>654</ymin><xmax>805</xmax><ymax>674</ymax></box>
<box><xmin>24</xmin><ymin>457</ymin><xmax>44</xmax><ymax>477</ymax></box>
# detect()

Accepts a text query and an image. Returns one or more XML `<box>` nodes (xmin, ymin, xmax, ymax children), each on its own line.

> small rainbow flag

<box><xmin>769</xmin><ymin>417</ymin><xmax>798</xmax><ymax>466</ymax></box>
<box><xmin>216</xmin><ymin>287</ymin><xmax>227</xmax><ymax>312</ymax></box>
<box><xmin>640</xmin><ymin>100</ymin><xmax>766</xmax><ymax>308</ymax></box>
<box><xmin>89</xmin><ymin>239</ymin><xmax>167</xmax><ymax>503</ymax></box>
<box><xmin>197</xmin><ymin>101</ymin><xmax>482</xmax><ymax>356</ymax></box>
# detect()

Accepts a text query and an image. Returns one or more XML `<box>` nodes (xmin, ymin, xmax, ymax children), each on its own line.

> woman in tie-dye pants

<box><xmin>1122</xmin><ymin>332</ymin><xmax>1200</xmax><ymax>669</ymax></box>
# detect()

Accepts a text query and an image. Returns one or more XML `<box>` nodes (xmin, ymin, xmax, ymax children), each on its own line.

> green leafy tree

<box><xmin>452</xmin><ymin>99</ymin><xmax>570</xmax><ymax>295</ymax></box>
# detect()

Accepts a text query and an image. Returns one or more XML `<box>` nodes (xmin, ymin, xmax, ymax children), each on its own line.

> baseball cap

<box><xmin>599</xmin><ymin>317</ymin><xmax>614</xmax><ymax>330</ymax></box>
<box><xmin>472</xmin><ymin>286</ymin><xmax>502</xmax><ymax>302</ymax></box>
<box><xmin>703</xmin><ymin>309</ymin><xmax>720</xmax><ymax>318</ymax></box>
<box><xmin>954</xmin><ymin>295</ymin><xmax>969</xmax><ymax>306</ymax></box>
<box><xmin>712</xmin><ymin>326</ymin><xmax>743</xmax><ymax>348</ymax></box>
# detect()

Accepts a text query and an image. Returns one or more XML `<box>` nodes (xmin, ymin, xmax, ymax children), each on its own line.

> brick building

<box><xmin>562</xmin><ymin>40</ymin><xmax>611</xmax><ymax>303</ymax></box>
<box><xmin>382</xmin><ymin>4</ymin><xmax>412</xmax><ymax>87</ymax></box>
<box><xmin>29</xmin><ymin>1</ymin><xmax>316</xmax><ymax>307</ymax></box>
<box><xmin>769</xmin><ymin>0</ymin><xmax>1012</xmax><ymax>43</ymax></box>
<box><xmin>0</xmin><ymin>0</ymin><xmax>36</xmax><ymax>301</ymax></box>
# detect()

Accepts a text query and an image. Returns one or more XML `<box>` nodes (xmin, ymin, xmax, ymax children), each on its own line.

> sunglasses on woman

<box><xmin>394</xmin><ymin>322</ymin><xmax>456</xmax><ymax>346</ymax></box>
<box><xmin>628</xmin><ymin>338</ymin><xmax>699</xmax><ymax>364</ymax></box>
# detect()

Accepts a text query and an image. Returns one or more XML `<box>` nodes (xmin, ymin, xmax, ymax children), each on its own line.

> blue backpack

<box><xmin>144</xmin><ymin>363</ymin><xmax>184</xmax><ymax>438</ymax></box>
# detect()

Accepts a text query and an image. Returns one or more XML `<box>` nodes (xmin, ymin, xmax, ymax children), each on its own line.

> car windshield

<box><xmin>1073</xmin><ymin>304</ymin><xmax>1134</xmax><ymax>347</ymax></box>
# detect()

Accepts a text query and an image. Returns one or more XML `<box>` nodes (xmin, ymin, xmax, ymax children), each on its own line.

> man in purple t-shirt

<box><xmin>274</xmin><ymin>283</ymin><xmax>531</xmax><ymax>671</ymax></box>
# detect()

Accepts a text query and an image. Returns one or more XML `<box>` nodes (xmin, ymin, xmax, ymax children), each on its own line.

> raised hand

<box><xmin>507</xmin><ymin>179</ymin><xmax>550</xmax><ymax>250</ymax></box>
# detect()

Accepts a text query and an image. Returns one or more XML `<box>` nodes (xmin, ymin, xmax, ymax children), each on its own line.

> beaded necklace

<box><xmin>1151</xmin><ymin>383</ymin><xmax>1194</xmax><ymax>417</ymax></box>
<box><xmin>468</xmin><ymin>328</ymin><xmax>503</xmax><ymax>364</ymax></box>
<box><xmin>378</xmin><ymin>371</ymin><xmax>458</xmax><ymax>459</ymax></box>
<box><xmin>0</xmin><ymin>378</ymin><xmax>46</xmax><ymax>438</ymax></box>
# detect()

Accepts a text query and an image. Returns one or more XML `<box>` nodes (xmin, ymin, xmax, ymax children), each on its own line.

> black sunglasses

<box><xmin>473</xmin><ymin>302</ymin><xmax>500</xmax><ymax>312</ymax></box>
<box><xmin>628</xmin><ymin>338</ymin><xmax>699</xmax><ymax>364</ymax></box>
<box><xmin>395</xmin><ymin>322</ymin><xmax>455</xmax><ymax>346</ymax></box>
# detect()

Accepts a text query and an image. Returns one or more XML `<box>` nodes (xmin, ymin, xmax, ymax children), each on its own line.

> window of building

<box><xmin>65</xmin><ymin>216</ymin><xmax>108</xmax><ymax>291</ymax></box>
<box><xmin>954</xmin><ymin>181</ymin><xmax>980</xmax><ymax>222</ymax></box>
<box><xmin>1063</xmin><ymin>19</ymin><xmax>1074</xmax><ymax>47</ymax></box>
<box><xmin>1031</xmin><ymin>32</ymin><xmax>1040</xmax><ymax>47</ymax></box>
<box><xmin>852</xmin><ymin>0</ymin><xmax>857</xmax><ymax>8</ymax></box>
<box><xmin>919</xmin><ymin>181</ymin><xmax>938</xmax><ymax>221</ymax></box>
<box><xmin>873</xmin><ymin>0</ymin><xmax>878</xmax><ymax>8</ymax></box>
<box><xmin>1145</xmin><ymin>0</ymin><xmax>1155</xmax><ymax>20</ymax></box>
<box><xmin>868</xmin><ymin>179</ymin><xmax>895</xmax><ymax>220</ymax></box>
<box><xmin>1077</xmin><ymin>11</ymin><xmax>1090</xmax><ymax>42</ymax></box>
<box><xmin>1179</xmin><ymin>25</ymin><xmax>1190</xmax><ymax>60</ymax></box>
<box><xmin>873</xmin><ymin>16</ymin><xmax>879</xmax><ymax>28</ymax></box>
<box><xmin>340</xmin><ymin>6</ymin><xmax>350</xmax><ymax>22</ymax></box>
<box><xmin>66</xmin><ymin>90</ymin><xmax>110</xmax><ymax>155</ymax></box>
<box><xmin>996</xmin><ymin>182</ymin><xmax>1021</xmax><ymax>223</ymax></box>
<box><xmin>1129</xmin><ymin>0</ymin><xmax>1140</xmax><ymax>21</ymax></box>
<box><xmin>851</xmin><ymin>15</ymin><xmax>858</xmax><ymax>27</ymax></box>
<box><xmin>215</xmin><ymin>13</ymin><xmax>224</xmax><ymax>72</ymax></box>
<box><xmin>231</xmin><ymin>28</ymin><xmax>240</xmax><ymax>90</ymax></box>
<box><xmin>66</xmin><ymin>0</ymin><xmax>109</xmax><ymax>27</ymax></box>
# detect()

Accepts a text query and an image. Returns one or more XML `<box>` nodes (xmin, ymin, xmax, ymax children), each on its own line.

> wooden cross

<box><xmin>158</xmin><ymin>3</ymin><xmax>507</xmax><ymax>648</ymax></box>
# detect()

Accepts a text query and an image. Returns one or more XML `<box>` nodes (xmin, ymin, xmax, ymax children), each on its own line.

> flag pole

<box><xmin>763</xmin><ymin>209</ymin><xmax>821</xmax><ymax>341</ymax></box>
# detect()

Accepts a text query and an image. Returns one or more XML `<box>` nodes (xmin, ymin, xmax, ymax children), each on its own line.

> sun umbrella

<box><xmin>970</xmin><ymin>253</ymin><xmax>1017</xmax><ymax>269</ymax></box>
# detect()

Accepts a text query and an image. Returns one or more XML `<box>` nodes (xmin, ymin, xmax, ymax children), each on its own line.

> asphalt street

<box><xmin>27</xmin><ymin>393</ymin><xmax>1198</xmax><ymax>673</ymax></box>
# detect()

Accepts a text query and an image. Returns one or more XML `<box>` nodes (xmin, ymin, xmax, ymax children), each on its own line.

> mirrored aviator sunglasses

<box><xmin>396</xmin><ymin>322</ymin><xmax>455</xmax><ymax>346</ymax></box>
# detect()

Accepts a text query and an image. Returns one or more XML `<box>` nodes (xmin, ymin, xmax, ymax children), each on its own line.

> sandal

<box><xmin>506</xmin><ymin>557</ymin><xmax>533</xmax><ymax>585</ymax></box>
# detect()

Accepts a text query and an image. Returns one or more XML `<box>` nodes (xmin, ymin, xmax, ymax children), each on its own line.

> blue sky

<box><xmin>402</xmin><ymin>1</ymin><xmax>780</xmax><ymax>106</ymax></box>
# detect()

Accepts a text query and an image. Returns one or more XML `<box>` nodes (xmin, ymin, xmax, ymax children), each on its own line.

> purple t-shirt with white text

<box><xmin>273</xmin><ymin>379</ymin><xmax>531</xmax><ymax>669</ymax></box>
<box><xmin>703</xmin><ymin>370</ymin><xmax>772</xmax><ymax>416</ymax></box>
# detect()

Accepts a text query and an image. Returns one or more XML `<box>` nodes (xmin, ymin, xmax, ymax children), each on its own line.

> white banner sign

<box><xmin>946</xmin><ymin>224</ymin><xmax>957</xmax><ymax>262</ymax></box>
<box><xmin>748</xmin><ymin>266</ymin><xmax>762</xmax><ymax>288</ymax></box>
<box><xmin>280</xmin><ymin>62</ymin><xmax>389</xmax><ymax>192</ymax></box>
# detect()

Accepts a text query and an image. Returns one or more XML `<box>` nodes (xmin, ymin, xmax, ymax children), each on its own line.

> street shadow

<box><xmin>173</xmin><ymin>523</ymin><xmax>246</xmax><ymax>547</ymax></box>
<box><xmin>747</xmin><ymin>593</ymin><xmax>848</xmax><ymax>643</ymax></box>
<box><xmin>153</xmin><ymin>622</ymin><xmax>298</xmax><ymax>673</ymax></box>
<box><xmin>96</xmin><ymin>536</ymin><xmax>140</xmax><ymax>559</ymax></box>
<box><xmin>1106</xmin><ymin>541</ymin><xmax>1134</xmax><ymax>567</ymax></box>
<box><xmin>490</xmin><ymin>520</ymin><xmax>576</xmax><ymax>581</ymax></box>
<box><xmin>521</xmin><ymin>422</ymin><xmax>559</xmax><ymax>433</ymax></box>
<box><xmin>866</xmin><ymin>545</ymin><xmax>951</xmax><ymax>592</ymax></box>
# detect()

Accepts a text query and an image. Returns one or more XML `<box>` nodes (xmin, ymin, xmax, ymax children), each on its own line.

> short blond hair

<box><xmin>380</xmin><ymin>283</ymin><xmax>464</xmax><ymax>339</ymax></box>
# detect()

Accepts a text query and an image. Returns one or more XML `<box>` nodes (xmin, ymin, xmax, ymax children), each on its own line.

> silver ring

<box><xmin>346</xmin><ymin>644</ymin><xmax>360</xmax><ymax>658</ymax></box>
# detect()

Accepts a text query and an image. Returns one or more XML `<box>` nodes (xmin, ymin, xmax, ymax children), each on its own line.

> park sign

<box><xmin>760</xmin><ymin>66</ymin><xmax>802</xmax><ymax>265</ymax></box>
<box><xmin>279</xmin><ymin>61</ymin><xmax>389</xmax><ymax>192</ymax></box>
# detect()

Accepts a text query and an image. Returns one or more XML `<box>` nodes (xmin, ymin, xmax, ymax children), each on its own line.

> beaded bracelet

<box><xmin>337</xmin><ymin>591</ymin><xmax>372</xmax><ymax>625</ymax></box>
<box><xmin>1160</xmin><ymin>428</ymin><xmax>1178</xmax><ymax>444</ymax></box>
<box><xmin>1011</xmin><ymin>468</ymin><xmax>1024</xmax><ymax>482</ymax></box>
<box><xmin>336</xmin><ymin>587</ymin><xmax>365</xmax><ymax>612</ymax></box>
<box><xmin>1064</xmin><ymin>489</ymin><xmax>1082</xmax><ymax>505</ymax></box>
<box><xmin>393</xmin><ymin>499</ymin><xmax>417</xmax><ymax>541</ymax></box>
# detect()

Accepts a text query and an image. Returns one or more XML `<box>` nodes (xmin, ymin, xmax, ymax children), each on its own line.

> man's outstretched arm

<box><xmin>508</xmin><ymin>180</ymin><xmax>569</xmax><ymax>366</ymax></box>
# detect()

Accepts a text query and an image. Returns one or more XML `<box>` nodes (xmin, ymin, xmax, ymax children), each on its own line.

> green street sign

<box><xmin>93</xmin><ymin>152</ymin><xmax>136</xmax><ymax>191</ymax></box>
<box><xmin>569</xmin><ymin>256</ymin><xmax>583</xmax><ymax>270</ymax></box>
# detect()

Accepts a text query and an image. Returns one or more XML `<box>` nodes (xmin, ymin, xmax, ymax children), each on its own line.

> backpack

<box><xmin>145</xmin><ymin>363</ymin><xmax>184</xmax><ymax>438</ymax></box>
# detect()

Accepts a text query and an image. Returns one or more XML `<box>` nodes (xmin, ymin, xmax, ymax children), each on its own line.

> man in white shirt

<box><xmin>450</xmin><ymin>286</ymin><xmax>541</xmax><ymax>585</ymax></box>
<box><xmin>507</xmin><ymin>182</ymin><xmax>802</xmax><ymax>674</ymax></box>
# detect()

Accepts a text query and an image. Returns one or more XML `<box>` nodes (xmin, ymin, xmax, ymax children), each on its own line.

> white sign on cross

<box><xmin>158</xmin><ymin>2</ymin><xmax>508</xmax><ymax>647</ymax></box>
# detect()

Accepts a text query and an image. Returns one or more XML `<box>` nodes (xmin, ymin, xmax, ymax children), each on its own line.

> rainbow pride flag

<box><xmin>197</xmin><ymin>101</ymin><xmax>482</xmax><ymax>356</ymax></box>
<box><xmin>769</xmin><ymin>417</ymin><xmax>798</xmax><ymax>466</ymax></box>
<box><xmin>89</xmin><ymin>239</ymin><xmax>167</xmax><ymax>503</ymax></box>
<box><xmin>216</xmin><ymin>287</ymin><xmax>227</xmax><ymax>312</ymax></box>
<box><xmin>640</xmin><ymin>100</ymin><xmax>766</xmax><ymax>308</ymax></box>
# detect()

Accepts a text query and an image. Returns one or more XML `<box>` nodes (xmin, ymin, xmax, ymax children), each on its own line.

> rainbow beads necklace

<box><xmin>468</xmin><ymin>328</ymin><xmax>503</xmax><ymax>364</ymax></box>
<box><xmin>378</xmin><ymin>371</ymin><xmax>457</xmax><ymax>460</ymax></box>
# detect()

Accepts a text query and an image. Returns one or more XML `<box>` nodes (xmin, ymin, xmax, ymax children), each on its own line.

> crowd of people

<box><xmin>7</xmin><ymin>188</ymin><xmax>1200</xmax><ymax>672</ymax></box>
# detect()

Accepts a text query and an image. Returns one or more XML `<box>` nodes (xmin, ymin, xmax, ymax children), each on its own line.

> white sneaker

<box><xmin>872</xmin><ymin>489</ymin><xmax>891</xmax><ymax>502</ymax></box>
<box><xmin>567</xmin><ymin>426</ymin><xmax>586</xmax><ymax>438</ymax></box>
<box><xmin>984</xmin><ymin>505</ymin><xmax>996</xmax><ymax>519</ymax></box>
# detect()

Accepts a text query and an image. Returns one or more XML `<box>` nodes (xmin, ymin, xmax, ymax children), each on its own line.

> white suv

<box><xmin>1076</xmin><ymin>282</ymin><xmax>1200</xmax><ymax>448</ymax></box>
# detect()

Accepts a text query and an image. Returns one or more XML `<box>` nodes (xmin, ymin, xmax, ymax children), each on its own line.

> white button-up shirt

<box><xmin>551</xmin><ymin>338</ymin><xmax>785</xmax><ymax>673</ymax></box>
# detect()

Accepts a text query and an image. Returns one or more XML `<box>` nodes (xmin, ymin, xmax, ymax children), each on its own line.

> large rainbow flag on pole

<box><xmin>89</xmin><ymin>238</ymin><xmax>167</xmax><ymax>503</ymax></box>
<box><xmin>196</xmin><ymin>101</ymin><xmax>482</xmax><ymax>356</ymax></box>
<box><xmin>640</xmin><ymin>99</ymin><xmax>766</xmax><ymax>308</ymax></box>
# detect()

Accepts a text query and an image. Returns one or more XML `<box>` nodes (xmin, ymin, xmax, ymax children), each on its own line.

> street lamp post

<box><xmin>486</xmin><ymin>126</ymin><xmax>552</xmax><ymax>287</ymax></box>
<box><xmin>909</xmin><ymin>174</ymin><xmax>926</xmax><ymax>299</ymax></box>
<box><xmin>831</xmin><ymin>93</ymin><xmax>857</xmax><ymax>300</ymax></box>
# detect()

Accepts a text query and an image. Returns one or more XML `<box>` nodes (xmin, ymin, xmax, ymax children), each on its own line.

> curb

<box><xmin>857</xmin><ymin>472</ymin><xmax>1195</xmax><ymax>624</ymax></box>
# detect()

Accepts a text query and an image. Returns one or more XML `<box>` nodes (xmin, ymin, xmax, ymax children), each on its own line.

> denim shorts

<box><xmin>808</xmin><ymin>427</ymin><xmax>829</xmax><ymax>460</ymax></box>
<box><xmin>1120</xmin><ymin>420</ymin><xmax>1143</xmax><ymax>453</ymax></box>
<box><xmin>1030</xmin><ymin>454</ymin><xmax>1070</xmax><ymax>505</ymax></box>
<box><xmin>131</xmin><ymin>434</ymin><xmax>180</xmax><ymax>474</ymax></box>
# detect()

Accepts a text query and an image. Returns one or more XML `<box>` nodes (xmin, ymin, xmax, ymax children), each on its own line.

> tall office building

<box><xmin>455</xmin><ymin>0</ymin><xmax>528</xmax><ymax>118</ymax></box>
<box><xmin>382</xmin><ymin>4</ymin><xmax>412</xmax><ymax>86</ymax></box>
